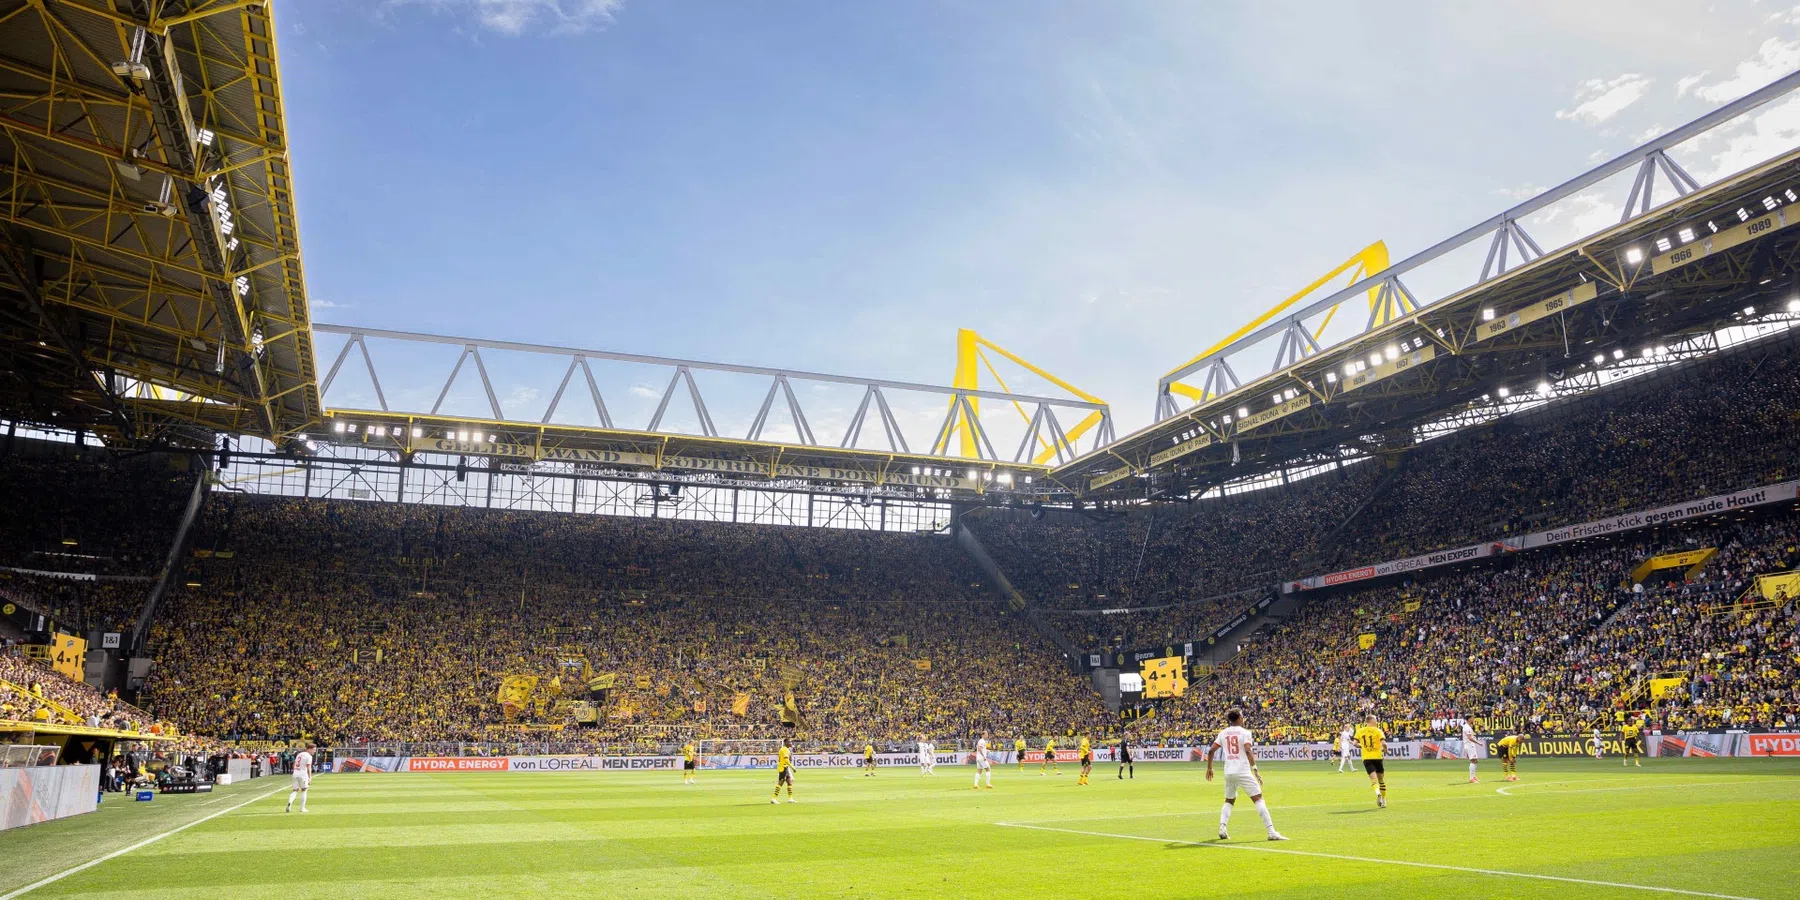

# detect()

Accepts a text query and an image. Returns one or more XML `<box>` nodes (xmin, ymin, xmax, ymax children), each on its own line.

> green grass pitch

<box><xmin>1</xmin><ymin>759</ymin><xmax>1795</xmax><ymax>899</ymax></box>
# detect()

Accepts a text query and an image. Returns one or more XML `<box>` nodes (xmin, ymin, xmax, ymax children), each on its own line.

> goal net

<box><xmin>697</xmin><ymin>739</ymin><xmax>782</xmax><ymax>762</ymax></box>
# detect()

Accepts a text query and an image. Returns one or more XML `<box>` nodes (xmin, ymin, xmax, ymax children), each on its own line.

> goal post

<box><xmin>697</xmin><ymin>739</ymin><xmax>782</xmax><ymax>764</ymax></box>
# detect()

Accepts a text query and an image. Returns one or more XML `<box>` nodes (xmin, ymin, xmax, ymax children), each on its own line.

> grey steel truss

<box><xmin>314</xmin><ymin>324</ymin><xmax>1110</xmax><ymax>463</ymax></box>
<box><xmin>1156</xmin><ymin>68</ymin><xmax>1800</xmax><ymax>419</ymax></box>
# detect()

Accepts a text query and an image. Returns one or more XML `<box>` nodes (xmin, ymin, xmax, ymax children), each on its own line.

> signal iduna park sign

<box><xmin>1289</xmin><ymin>480</ymin><xmax>1800</xmax><ymax>591</ymax></box>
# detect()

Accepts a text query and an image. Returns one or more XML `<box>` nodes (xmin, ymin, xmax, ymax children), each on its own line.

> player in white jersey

<box><xmin>918</xmin><ymin>735</ymin><xmax>930</xmax><ymax>775</ymax></box>
<box><xmin>286</xmin><ymin>743</ymin><xmax>315</xmax><ymax>813</ymax></box>
<box><xmin>1337</xmin><ymin>725</ymin><xmax>1356</xmax><ymax>772</ymax></box>
<box><xmin>1461</xmin><ymin>720</ymin><xmax>1480</xmax><ymax>783</ymax></box>
<box><xmin>1590</xmin><ymin>727</ymin><xmax>1605</xmax><ymax>761</ymax></box>
<box><xmin>925</xmin><ymin>739</ymin><xmax>936</xmax><ymax>774</ymax></box>
<box><xmin>971</xmin><ymin>734</ymin><xmax>993</xmax><ymax>789</ymax></box>
<box><xmin>1206</xmin><ymin>709</ymin><xmax>1286</xmax><ymax>841</ymax></box>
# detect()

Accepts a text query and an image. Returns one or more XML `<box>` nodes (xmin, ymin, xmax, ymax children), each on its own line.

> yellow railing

<box><xmin>0</xmin><ymin>677</ymin><xmax>81</xmax><ymax>725</ymax></box>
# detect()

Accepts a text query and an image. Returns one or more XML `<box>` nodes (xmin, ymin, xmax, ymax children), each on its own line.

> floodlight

<box><xmin>1497</xmin><ymin>387</ymin><xmax>1511</xmax><ymax>398</ymax></box>
<box><xmin>1623</xmin><ymin>247</ymin><xmax>1644</xmax><ymax>264</ymax></box>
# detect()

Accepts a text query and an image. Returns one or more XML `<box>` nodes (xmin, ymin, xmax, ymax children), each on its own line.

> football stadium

<box><xmin>0</xmin><ymin>3</ymin><xmax>1797</xmax><ymax>898</ymax></box>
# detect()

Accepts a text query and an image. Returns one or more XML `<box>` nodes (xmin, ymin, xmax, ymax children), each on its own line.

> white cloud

<box><xmin>628</xmin><ymin>383</ymin><xmax>659</xmax><ymax>399</ymax></box>
<box><xmin>389</xmin><ymin>0</ymin><xmax>623</xmax><ymax>36</ymax></box>
<box><xmin>1675</xmin><ymin>72</ymin><xmax>1707</xmax><ymax>98</ymax></box>
<box><xmin>1556</xmin><ymin>73</ymin><xmax>1652</xmax><ymax>125</ymax></box>
<box><xmin>1691</xmin><ymin>36</ymin><xmax>1800</xmax><ymax>102</ymax></box>
<box><xmin>312</xmin><ymin>298</ymin><xmax>350</xmax><ymax>310</ymax></box>
<box><xmin>1691</xmin><ymin>94</ymin><xmax>1800</xmax><ymax>180</ymax></box>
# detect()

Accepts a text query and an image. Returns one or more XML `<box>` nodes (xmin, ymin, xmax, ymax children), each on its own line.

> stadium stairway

<box><xmin>130</xmin><ymin>475</ymin><xmax>207</xmax><ymax>655</ymax></box>
<box><xmin>952</xmin><ymin>521</ymin><xmax>1085</xmax><ymax>663</ymax></box>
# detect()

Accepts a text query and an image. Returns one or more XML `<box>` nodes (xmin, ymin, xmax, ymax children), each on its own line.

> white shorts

<box><xmin>292</xmin><ymin>774</ymin><xmax>311</xmax><ymax>791</ymax></box>
<box><xmin>1221</xmin><ymin>771</ymin><xmax>1260</xmax><ymax>801</ymax></box>
<box><xmin>975</xmin><ymin>756</ymin><xmax>990</xmax><ymax>771</ymax></box>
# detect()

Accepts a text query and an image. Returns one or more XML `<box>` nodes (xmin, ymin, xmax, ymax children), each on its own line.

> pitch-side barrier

<box><xmin>330</xmin><ymin>731</ymin><xmax>1799</xmax><ymax>773</ymax></box>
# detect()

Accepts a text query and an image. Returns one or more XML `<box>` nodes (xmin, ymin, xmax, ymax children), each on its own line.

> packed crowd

<box><xmin>1331</xmin><ymin>338</ymin><xmax>1800</xmax><ymax>565</ymax></box>
<box><xmin>0</xmin><ymin>642</ymin><xmax>154</xmax><ymax>732</ymax></box>
<box><xmin>972</xmin><ymin>335</ymin><xmax>1800</xmax><ymax>655</ymax></box>
<box><xmin>142</xmin><ymin>496</ymin><xmax>1109</xmax><ymax>747</ymax></box>
<box><xmin>0</xmin><ymin>450</ymin><xmax>196</xmax><ymax>577</ymax></box>
<box><xmin>1042</xmin><ymin>589</ymin><xmax>1268</xmax><ymax>657</ymax></box>
<box><xmin>0</xmin><ymin>572</ymin><xmax>149</xmax><ymax>638</ymax></box>
<box><xmin>974</xmin><ymin>459</ymin><xmax>1382</xmax><ymax>611</ymax></box>
<box><xmin>1144</xmin><ymin>510</ymin><xmax>1800</xmax><ymax>743</ymax></box>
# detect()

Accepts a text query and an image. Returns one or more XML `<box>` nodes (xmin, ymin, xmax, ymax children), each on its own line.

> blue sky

<box><xmin>284</xmin><ymin>0</ymin><xmax>1800</xmax><ymax>442</ymax></box>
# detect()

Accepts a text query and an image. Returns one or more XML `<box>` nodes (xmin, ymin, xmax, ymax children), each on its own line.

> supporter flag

<box><xmin>1358</xmin><ymin>633</ymin><xmax>1378</xmax><ymax>651</ymax></box>
<box><xmin>780</xmin><ymin>692</ymin><xmax>805</xmax><ymax>728</ymax></box>
<box><xmin>731</xmin><ymin>693</ymin><xmax>750</xmax><ymax>716</ymax></box>
<box><xmin>913</xmin><ymin>659</ymin><xmax>931</xmax><ymax>671</ymax></box>
<box><xmin>497</xmin><ymin>675</ymin><xmax>538</xmax><ymax>718</ymax></box>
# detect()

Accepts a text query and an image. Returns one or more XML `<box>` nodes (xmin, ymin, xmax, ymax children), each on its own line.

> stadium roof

<box><xmin>0</xmin><ymin>0</ymin><xmax>319</xmax><ymax>448</ymax></box>
<box><xmin>3</xmin><ymin>6</ymin><xmax>1799</xmax><ymax>508</ymax></box>
<box><xmin>1054</xmin><ymin>84</ymin><xmax>1800</xmax><ymax>503</ymax></box>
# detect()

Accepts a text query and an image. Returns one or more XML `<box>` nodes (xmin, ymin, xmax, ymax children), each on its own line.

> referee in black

<box><xmin>1117</xmin><ymin>737</ymin><xmax>1133</xmax><ymax>779</ymax></box>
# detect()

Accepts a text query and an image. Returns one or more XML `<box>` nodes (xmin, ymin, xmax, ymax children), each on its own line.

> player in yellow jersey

<box><xmin>682</xmin><ymin>741</ymin><xmax>697</xmax><ymax>784</ymax></box>
<box><xmin>1040</xmin><ymin>738</ymin><xmax>1059</xmax><ymax>775</ymax></box>
<box><xmin>771</xmin><ymin>738</ymin><xmax>795</xmax><ymax>803</ymax></box>
<box><xmin>1353</xmin><ymin>715</ymin><xmax>1387</xmax><ymax>808</ymax></box>
<box><xmin>1621</xmin><ymin>718</ymin><xmax>1644</xmax><ymax>767</ymax></box>
<box><xmin>1494</xmin><ymin>733</ymin><xmax>1522</xmax><ymax>781</ymax></box>
<box><xmin>1077</xmin><ymin>736</ymin><xmax>1092</xmax><ymax>785</ymax></box>
<box><xmin>1014</xmin><ymin>737</ymin><xmax>1027</xmax><ymax>771</ymax></box>
<box><xmin>863</xmin><ymin>743</ymin><xmax>876</xmax><ymax>777</ymax></box>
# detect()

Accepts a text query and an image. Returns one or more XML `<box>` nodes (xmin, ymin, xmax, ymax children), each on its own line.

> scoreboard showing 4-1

<box><xmin>1139</xmin><ymin>656</ymin><xmax>1188</xmax><ymax>698</ymax></box>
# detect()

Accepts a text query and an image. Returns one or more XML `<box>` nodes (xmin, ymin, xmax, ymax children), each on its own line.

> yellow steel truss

<box><xmin>1165</xmin><ymin>241</ymin><xmax>1390</xmax><ymax>402</ymax></box>
<box><xmin>946</xmin><ymin>329</ymin><xmax>1105</xmax><ymax>463</ymax></box>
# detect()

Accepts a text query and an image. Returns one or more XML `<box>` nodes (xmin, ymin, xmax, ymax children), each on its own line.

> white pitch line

<box><xmin>1492</xmin><ymin>779</ymin><xmax>1776</xmax><ymax>798</ymax></box>
<box><xmin>1003</xmin><ymin>778</ymin><xmax>1787</xmax><ymax>824</ymax></box>
<box><xmin>994</xmin><ymin>822</ymin><xmax>1769</xmax><ymax>900</ymax></box>
<box><xmin>0</xmin><ymin>785</ymin><xmax>286</xmax><ymax>900</ymax></box>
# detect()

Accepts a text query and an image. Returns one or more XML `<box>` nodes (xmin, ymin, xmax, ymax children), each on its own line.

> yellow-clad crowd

<box><xmin>140</xmin><ymin>496</ymin><xmax>1110</xmax><ymax>749</ymax></box>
